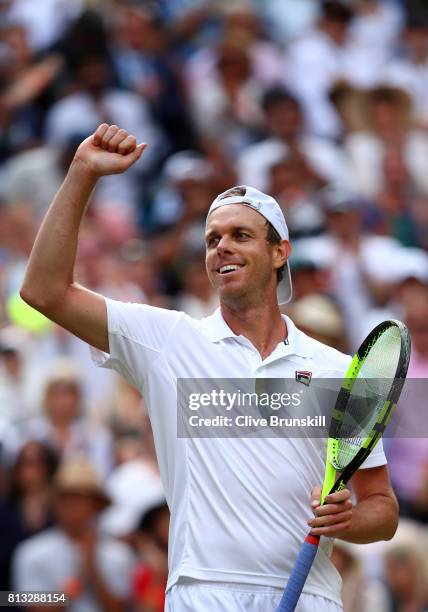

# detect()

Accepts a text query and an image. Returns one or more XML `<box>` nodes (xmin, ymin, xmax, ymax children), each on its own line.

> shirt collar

<box><xmin>201</xmin><ymin>308</ymin><xmax>315</xmax><ymax>358</ymax></box>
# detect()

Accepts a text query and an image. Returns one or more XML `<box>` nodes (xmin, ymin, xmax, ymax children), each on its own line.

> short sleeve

<box><xmin>359</xmin><ymin>438</ymin><xmax>387</xmax><ymax>469</ymax></box>
<box><xmin>12</xmin><ymin>544</ymin><xmax>52</xmax><ymax>591</ymax></box>
<box><xmin>91</xmin><ymin>298</ymin><xmax>184</xmax><ymax>390</ymax></box>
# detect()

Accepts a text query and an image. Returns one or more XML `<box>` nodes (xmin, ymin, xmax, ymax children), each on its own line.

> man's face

<box><xmin>205</xmin><ymin>204</ymin><xmax>286</xmax><ymax>306</ymax></box>
<box><xmin>266</xmin><ymin>101</ymin><xmax>302</xmax><ymax>141</ymax></box>
<box><xmin>55</xmin><ymin>492</ymin><xmax>100</xmax><ymax>536</ymax></box>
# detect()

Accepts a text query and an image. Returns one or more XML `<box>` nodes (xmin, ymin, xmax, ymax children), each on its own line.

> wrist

<box><xmin>70</xmin><ymin>156</ymin><xmax>100</xmax><ymax>186</ymax></box>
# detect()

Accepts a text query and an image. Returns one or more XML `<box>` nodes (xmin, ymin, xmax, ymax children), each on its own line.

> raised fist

<box><xmin>73</xmin><ymin>124</ymin><xmax>147</xmax><ymax>177</ymax></box>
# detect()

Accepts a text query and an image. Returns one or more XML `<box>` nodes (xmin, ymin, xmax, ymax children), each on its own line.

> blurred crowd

<box><xmin>1</xmin><ymin>0</ymin><xmax>428</xmax><ymax>610</ymax></box>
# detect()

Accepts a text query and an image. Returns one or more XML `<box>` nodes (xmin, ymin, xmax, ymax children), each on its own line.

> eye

<box><xmin>206</xmin><ymin>235</ymin><xmax>220</xmax><ymax>248</ymax></box>
<box><xmin>237</xmin><ymin>231</ymin><xmax>250</xmax><ymax>240</ymax></box>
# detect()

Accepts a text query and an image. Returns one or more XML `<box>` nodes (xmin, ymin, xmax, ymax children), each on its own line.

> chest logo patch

<box><xmin>295</xmin><ymin>370</ymin><xmax>312</xmax><ymax>386</ymax></box>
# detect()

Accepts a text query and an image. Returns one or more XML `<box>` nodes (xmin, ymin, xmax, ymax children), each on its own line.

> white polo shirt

<box><xmin>92</xmin><ymin>299</ymin><xmax>386</xmax><ymax>604</ymax></box>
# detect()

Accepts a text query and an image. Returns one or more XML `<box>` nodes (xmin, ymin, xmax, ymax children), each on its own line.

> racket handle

<box><xmin>276</xmin><ymin>534</ymin><xmax>320</xmax><ymax>612</ymax></box>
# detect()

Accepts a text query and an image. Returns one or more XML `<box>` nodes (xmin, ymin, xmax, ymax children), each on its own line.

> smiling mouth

<box><xmin>217</xmin><ymin>264</ymin><xmax>244</xmax><ymax>275</ymax></box>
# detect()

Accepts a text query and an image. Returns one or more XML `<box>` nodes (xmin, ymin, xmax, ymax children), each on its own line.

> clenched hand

<box><xmin>73</xmin><ymin>123</ymin><xmax>147</xmax><ymax>178</ymax></box>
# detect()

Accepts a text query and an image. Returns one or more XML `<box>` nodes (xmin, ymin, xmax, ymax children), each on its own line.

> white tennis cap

<box><xmin>207</xmin><ymin>185</ymin><xmax>292</xmax><ymax>304</ymax></box>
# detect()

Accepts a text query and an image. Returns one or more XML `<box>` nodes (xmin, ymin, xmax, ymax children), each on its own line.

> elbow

<box><xmin>19</xmin><ymin>285</ymin><xmax>41</xmax><ymax>309</ymax></box>
<box><xmin>384</xmin><ymin>496</ymin><xmax>399</xmax><ymax>541</ymax></box>
<box><xmin>385</xmin><ymin>514</ymin><xmax>399</xmax><ymax>541</ymax></box>
<box><xmin>19</xmin><ymin>285</ymin><xmax>60</xmax><ymax>314</ymax></box>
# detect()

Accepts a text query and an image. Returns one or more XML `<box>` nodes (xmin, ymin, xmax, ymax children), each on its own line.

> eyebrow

<box><xmin>205</xmin><ymin>226</ymin><xmax>256</xmax><ymax>238</ymax></box>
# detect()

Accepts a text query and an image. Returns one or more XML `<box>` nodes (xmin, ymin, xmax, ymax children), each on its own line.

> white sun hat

<box><xmin>207</xmin><ymin>185</ymin><xmax>292</xmax><ymax>304</ymax></box>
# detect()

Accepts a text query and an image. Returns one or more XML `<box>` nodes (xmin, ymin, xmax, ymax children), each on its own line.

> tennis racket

<box><xmin>276</xmin><ymin>319</ymin><xmax>411</xmax><ymax>612</ymax></box>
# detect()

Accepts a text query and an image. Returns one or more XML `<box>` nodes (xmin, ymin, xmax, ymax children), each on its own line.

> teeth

<box><xmin>219</xmin><ymin>265</ymin><xmax>242</xmax><ymax>274</ymax></box>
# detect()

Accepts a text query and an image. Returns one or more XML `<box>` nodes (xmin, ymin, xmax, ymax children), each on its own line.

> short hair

<box><xmin>366</xmin><ymin>85</ymin><xmax>412</xmax><ymax>112</ymax></box>
<box><xmin>266</xmin><ymin>221</ymin><xmax>285</xmax><ymax>284</ymax></box>
<box><xmin>261</xmin><ymin>87</ymin><xmax>300</xmax><ymax>114</ymax></box>
<box><xmin>138</xmin><ymin>501</ymin><xmax>169</xmax><ymax>533</ymax></box>
<box><xmin>321</xmin><ymin>1</ymin><xmax>353</xmax><ymax>24</ymax></box>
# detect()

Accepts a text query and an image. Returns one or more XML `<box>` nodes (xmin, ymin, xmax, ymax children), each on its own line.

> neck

<box><xmin>220</xmin><ymin>299</ymin><xmax>287</xmax><ymax>359</ymax></box>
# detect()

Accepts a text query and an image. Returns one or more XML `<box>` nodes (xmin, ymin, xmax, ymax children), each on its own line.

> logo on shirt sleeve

<box><xmin>295</xmin><ymin>370</ymin><xmax>312</xmax><ymax>386</ymax></box>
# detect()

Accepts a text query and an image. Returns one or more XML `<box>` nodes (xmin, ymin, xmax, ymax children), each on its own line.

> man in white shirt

<box><xmin>21</xmin><ymin>124</ymin><xmax>399</xmax><ymax>611</ymax></box>
<box><xmin>13</xmin><ymin>457</ymin><xmax>134</xmax><ymax>612</ymax></box>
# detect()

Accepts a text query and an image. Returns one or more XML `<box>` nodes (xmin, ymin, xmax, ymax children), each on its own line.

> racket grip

<box><xmin>276</xmin><ymin>534</ymin><xmax>320</xmax><ymax>612</ymax></box>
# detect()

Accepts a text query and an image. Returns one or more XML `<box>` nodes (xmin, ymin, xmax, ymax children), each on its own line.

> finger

<box><xmin>308</xmin><ymin>509</ymin><xmax>352</xmax><ymax>528</ymax></box>
<box><xmin>107</xmin><ymin>128</ymin><xmax>129</xmax><ymax>152</ymax></box>
<box><xmin>311</xmin><ymin>485</ymin><xmax>322</xmax><ymax>510</ymax></box>
<box><xmin>314</xmin><ymin>500</ymin><xmax>353</xmax><ymax>517</ymax></box>
<box><xmin>310</xmin><ymin>519</ymin><xmax>352</xmax><ymax>536</ymax></box>
<box><xmin>111</xmin><ymin>143</ymin><xmax>147</xmax><ymax>172</ymax></box>
<box><xmin>325</xmin><ymin>489</ymin><xmax>351</xmax><ymax>504</ymax></box>
<box><xmin>126</xmin><ymin>142</ymin><xmax>148</xmax><ymax>162</ymax></box>
<box><xmin>100</xmin><ymin>124</ymin><xmax>119</xmax><ymax>150</ymax></box>
<box><xmin>117</xmin><ymin>135</ymin><xmax>137</xmax><ymax>155</ymax></box>
<box><xmin>93</xmin><ymin>124</ymin><xmax>109</xmax><ymax>146</ymax></box>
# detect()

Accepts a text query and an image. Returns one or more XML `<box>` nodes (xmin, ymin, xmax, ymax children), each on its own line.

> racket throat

<box><xmin>320</xmin><ymin>460</ymin><xmax>336</xmax><ymax>505</ymax></box>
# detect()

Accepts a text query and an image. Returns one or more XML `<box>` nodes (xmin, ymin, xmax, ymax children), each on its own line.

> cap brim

<box><xmin>54</xmin><ymin>486</ymin><xmax>111</xmax><ymax>508</ymax></box>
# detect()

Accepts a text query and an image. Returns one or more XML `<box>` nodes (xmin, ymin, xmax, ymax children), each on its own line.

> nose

<box><xmin>216</xmin><ymin>235</ymin><xmax>234</xmax><ymax>255</ymax></box>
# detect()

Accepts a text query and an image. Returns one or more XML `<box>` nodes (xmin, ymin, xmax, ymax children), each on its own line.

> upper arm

<box><xmin>351</xmin><ymin>465</ymin><xmax>397</xmax><ymax>506</ymax></box>
<box><xmin>42</xmin><ymin>283</ymin><xmax>109</xmax><ymax>353</ymax></box>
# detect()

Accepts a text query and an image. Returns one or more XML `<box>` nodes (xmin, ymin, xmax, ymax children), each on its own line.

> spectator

<box><xmin>101</xmin><ymin>398</ymin><xmax>164</xmax><ymax>541</ymax></box>
<box><xmin>345</xmin><ymin>85</ymin><xmax>428</xmax><ymax>199</ymax></box>
<box><xmin>12</xmin><ymin>457</ymin><xmax>134</xmax><ymax>612</ymax></box>
<box><xmin>237</xmin><ymin>87</ymin><xmax>354</xmax><ymax>192</ymax></box>
<box><xmin>174</xmin><ymin>251</ymin><xmax>219</xmax><ymax>318</ymax></box>
<box><xmin>286</xmin><ymin>293</ymin><xmax>348</xmax><ymax>352</ymax></box>
<box><xmin>384</xmin><ymin>8</ymin><xmax>428</xmax><ymax>128</ymax></box>
<box><xmin>381</xmin><ymin>520</ymin><xmax>428</xmax><ymax>610</ymax></box>
<box><xmin>187</xmin><ymin>40</ymin><xmax>264</xmax><ymax>155</ymax></box>
<box><xmin>0</xmin><ymin>440</ymin><xmax>58</xmax><ymax>590</ymax></box>
<box><xmin>44</xmin><ymin>53</ymin><xmax>166</xmax><ymax>218</ymax></box>
<box><xmin>27</xmin><ymin>358</ymin><xmax>114</xmax><ymax>479</ymax></box>
<box><xmin>0</xmin><ymin>326</ymin><xmax>40</xmax><ymax>424</ymax></box>
<box><xmin>111</xmin><ymin>5</ymin><xmax>196</xmax><ymax>152</ymax></box>
<box><xmin>283</xmin><ymin>1</ymin><xmax>354</xmax><ymax>137</ymax></box>
<box><xmin>294</xmin><ymin>186</ymin><xmax>403</xmax><ymax>348</ymax></box>
<box><xmin>4</xmin><ymin>0</ymin><xmax>83</xmax><ymax>53</ymax></box>
<box><xmin>2</xmin><ymin>135</ymin><xmax>79</xmax><ymax>220</ymax></box>
<box><xmin>344</xmin><ymin>0</ymin><xmax>404</xmax><ymax>88</ymax></box>
<box><xmin>185</xmin><ymin>3</ymin><xmax>283</xmax><ymax>92</ymax></box>
<box><xmin>133</xmin><ymin>500</ymin><xmax>169</xmax><ymax>612</ymax></box>
<box><xmin>386</xmin><ymin>286</ymin><xmax>428</xmax><ymax>523</ymax></box>
<box><xmin>331</xmin><ymin>540</ymin><xmax>382</xmax><ymax>612</ymax></box>
<box><xmin>149</xmin><ymin>150</ymin><xmax>214</xmax><ymax>231</ymax></box>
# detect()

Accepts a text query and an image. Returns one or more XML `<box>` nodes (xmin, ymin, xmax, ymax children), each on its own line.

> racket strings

<box><xmin>334</xmin><ymin>326</ymin><xmax>402</xmax><ymax>470</ymax></box>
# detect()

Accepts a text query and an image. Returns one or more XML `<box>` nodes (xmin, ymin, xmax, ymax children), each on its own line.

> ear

<box><xmin>273</xmin><ymin>239</ymin><xmax>292</xmax><ymax>270</ymax></box>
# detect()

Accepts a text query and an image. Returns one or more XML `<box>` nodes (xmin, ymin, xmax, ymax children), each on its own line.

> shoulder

<box><xmin>288</xmin><ymin>32</ymin><xmax>330</xmax><ymax>58</ymax></box>
<box><xmin>14</xmin><ymin>529</ymin><xmax>63</xmax><ymax>564</ymax></box>
<box><xmin>105</xmin><ymin>298</ymin><xmax>203</xmax><ymax>344</ymax></box>
<box><xmin>295</xmin><ymin>326</ymin><xmax>352</xmax><ymax>376</ymax></box>
<box><xmin>311</xmin><ymin>340</ymin><xmax>352</xmax><ymax>375</ymax></box>
<box><xmin>106</xmin><ymin>299</ymin><xmax>184</xmax><ymax>331</ymax></box>
<box><xmin>107</xmin><ymin>89</ymin><xmax>149</xmax><ymax>112</ymax></box>
<box><xmin>5</xmin><ymin>147</ymin><xmax>55</xmax><ymax>172</ymax></box>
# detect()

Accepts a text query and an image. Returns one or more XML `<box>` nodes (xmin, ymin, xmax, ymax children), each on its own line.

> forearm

<box><xmin>338</xmin><ymin>492</ymin><xmax>398</xmax><ymax>544</ymax></box>
<box><xmin>20</xmin><ymin>159</ymin><xmax>97</xmax><ymax>309</ymax></box>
